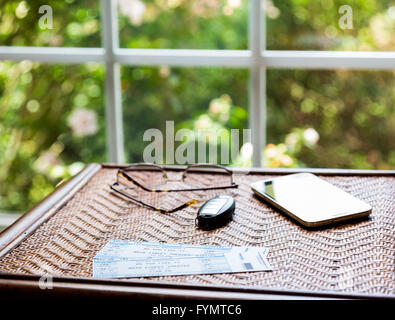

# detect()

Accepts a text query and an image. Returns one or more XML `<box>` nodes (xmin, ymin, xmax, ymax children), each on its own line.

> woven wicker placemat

<box><xmin>0</xmin><ymin>168</ymin><xmax>394</xmax><ymax>296</ymax></box>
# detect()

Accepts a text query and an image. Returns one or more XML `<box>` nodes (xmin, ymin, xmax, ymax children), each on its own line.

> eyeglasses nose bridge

<box><xmin>164</xmin><ymin>171</ymin><xmax>185</xmax><ymax>182</ymax></box>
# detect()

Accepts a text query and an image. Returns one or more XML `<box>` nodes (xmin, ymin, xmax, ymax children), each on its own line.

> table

<box><xmin>0</xmin><ymin>164</ymin><xmax>394</xmax><ymax>299</ymax></box>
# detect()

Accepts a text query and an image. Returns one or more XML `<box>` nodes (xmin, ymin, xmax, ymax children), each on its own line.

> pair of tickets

<box><xmin>93</xmin><ymin>240</ymin><xmax>272</xmax><ymax>278</ymax></box>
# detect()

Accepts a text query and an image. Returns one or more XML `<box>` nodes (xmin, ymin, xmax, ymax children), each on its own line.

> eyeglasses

<box><xmin>110</xmin><ymin>163</ymin><xmax>238</xmax><ymax>214</ymax></box>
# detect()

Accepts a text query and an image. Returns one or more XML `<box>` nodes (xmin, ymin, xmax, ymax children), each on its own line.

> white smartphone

<box><xmin>250</xmin><ymin>173</ymin><xmax>372</xmax><ymax>227</ymax></box>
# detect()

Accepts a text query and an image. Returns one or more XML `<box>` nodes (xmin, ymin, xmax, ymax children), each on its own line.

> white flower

<box><xmin>387</xmin><ymin>6</ymin><xmax>395</xmax><ymax>19</ymax></box>
<box><xmin>240</xmin><ymin>142</ymin><xmax>253</xmax><ymax>160</ymax></box>
<box><xmin>303</xmin><ymin>128</ymin><xmax>319</xmax><ymax>145</ymax></box>
<box><xmin>193</xmin><ymin>0</ymin><xmax>220</xmax><ymax>18</ymax></box>
<box><xmin>119</xmin><ymin>0</ymin><xmax>146</xmax><ymax>26</ymax></box>
<box><xmin>194</xmin><ymin>115</ymin><xmax>212</xmax><ymax>130</ymax></box>
<box><xmin>209</xmin><ymin>100</ymin><xmax>223</xmax><ymax>114</ymax></box>
<box><xmin>265</xmin><ymin>145</ymin><xmax>278</xmax><ymax>158</ymax></box>
<box><xmin>15</xmin><ymin>1</ymin><xmax>29</xmax><ymax>19</ymax></box>
<box><xmin>159</xmin><ymin>65</ymin><xmax>171</xmax><ymax>78</ymax></box>
<box><xmin>265</xmin><ymin>0</ymin><xmax>280</xmax><ymax>19</ymax></box>
<box><xmin>35</xmin><ymin>150</ymin><xmax>60</xmax><ymax>173</ymax></box>
<box><xmin>68</xmin><ymin>162</ymin><xmax>85</xmax><ymax>176</ymax></box>
<box><xmin>67</xmin><ymin>108</ymin><xmax>98</xmax><ymax>137</ymax></box>
<box><xmin>227</xmin><ymin>0</ymin><xmax>241</xmax><ymax>8</ymax></box>
<box><xmin>50</xmin><ymin>165</ymin><xmax>66</xmax><ymax>179</ymax></box>
<box><xmin>285</xmin><ymin>132</ymin><xmax>298</xmax><ymax>147</ymax></box>
<box><xmin>280</xmin><ymin>154</ymin><xmax>293</xmax><ymax>166</ymax></box>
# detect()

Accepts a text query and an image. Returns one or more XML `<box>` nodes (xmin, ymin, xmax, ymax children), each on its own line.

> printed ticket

<box><xmin>95</xmin><ymin>240</ymin><xmax>243</xmax><ymax>259</ymax></box>
<box><xmin>93</xmin><ymin>241</ymin><xmax>272</xmax><ymax>278</ymax></box>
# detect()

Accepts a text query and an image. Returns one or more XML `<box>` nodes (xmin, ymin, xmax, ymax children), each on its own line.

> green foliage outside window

<box><xmin>0</xmin><ymin>0</ymin><xmax>394</xmax><ymax>213</ymax></box>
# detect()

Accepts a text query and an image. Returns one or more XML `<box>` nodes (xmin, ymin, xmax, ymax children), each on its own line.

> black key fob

<box><xmin>196</xmin><ymin>195</ymin><xmax>235</xmax><ymax>230</ymax></box>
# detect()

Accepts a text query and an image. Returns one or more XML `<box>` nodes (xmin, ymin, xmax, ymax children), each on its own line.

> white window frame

<box><xmin>0</xmin><ymin>0</ymin><xmax>394</xmax><ymax>167</ymax></box>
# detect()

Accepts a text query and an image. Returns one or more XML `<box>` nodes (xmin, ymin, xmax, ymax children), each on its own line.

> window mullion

<box><xmin>261</xmin><ymin>0</ymin><xmax>267</xmax><ymax>167</ymax></box>
<box><xmin>249</xmin><ymin>0</ymin><xmax>266</xmax><ymax>167</ymax></box>
<box><xmin>101</xmin><ymin>0</ymin><xmax>125</xmax><ymax>163</ymax></box>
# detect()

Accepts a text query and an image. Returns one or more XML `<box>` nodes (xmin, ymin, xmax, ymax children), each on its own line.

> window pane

<box><xmin>0</xmin><ymin>0</ymin><xmax>101</xmax><ymax>47</ymax></box>
<box><xmin>118</xmin><ymin>0</ymin><xmax>248</xmax><ymax>49</ymax></box>
<box><xmin>0</xmin><ymin>61</ymin><xmax>106</xmax><ymax>213</ymax></box>
<box><xmin>266</xmin><ymin>69</ymin><xmax>395</xmax><ymax>169</ymax></box>
<box><xmin>267</xmin><ymin>1</ymin><xmax>395</xmax><ymax>51</ymax></box>
<box><xmin>121</xmin><ymin>66</ymin><xmax>249</xmax><ymax>165</ymax></box>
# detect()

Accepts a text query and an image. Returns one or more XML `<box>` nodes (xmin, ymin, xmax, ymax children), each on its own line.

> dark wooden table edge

<box><xmin>0</xmin><ymin>272</ymin><xmax>393</xmax><ymax>300</ymax></box>
<box><xmin>0</xmin><ymin>163</ymin><xmax>394</xmax><ymax>300</ymax></box>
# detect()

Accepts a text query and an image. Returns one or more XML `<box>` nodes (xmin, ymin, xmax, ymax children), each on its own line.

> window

<box><xmin>0</xmin><ymin>0</ymin><xmax>394</xmax><ymax>215</ymax></box>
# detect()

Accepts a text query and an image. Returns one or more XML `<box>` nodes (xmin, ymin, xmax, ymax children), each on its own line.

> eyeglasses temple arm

<box><xmin>110</xmin><ymin>183</ymin><xmax>198</xmax><ymax>214</ymax></box>
<box><xmin>166</xmin><ymin>199</ymin><xmax>198</xmax><ymax>213</ymax></box>
<box><xmin>118</xmin><ymin>170</ymin><xmax>153</xmax><ymax>192</ymax></box>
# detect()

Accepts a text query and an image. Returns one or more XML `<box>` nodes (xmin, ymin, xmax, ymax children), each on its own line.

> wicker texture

<box><xmin>0</xmin><ymin>168</ymin><xmax>394</xmax><ymax>296</ymax></box>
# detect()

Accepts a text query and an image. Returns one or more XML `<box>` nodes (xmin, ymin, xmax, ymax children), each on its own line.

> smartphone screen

<box><xmin>251</xmin><ymin>173</ymin><xmax>372</xmax><ymax>227</ymax></box>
